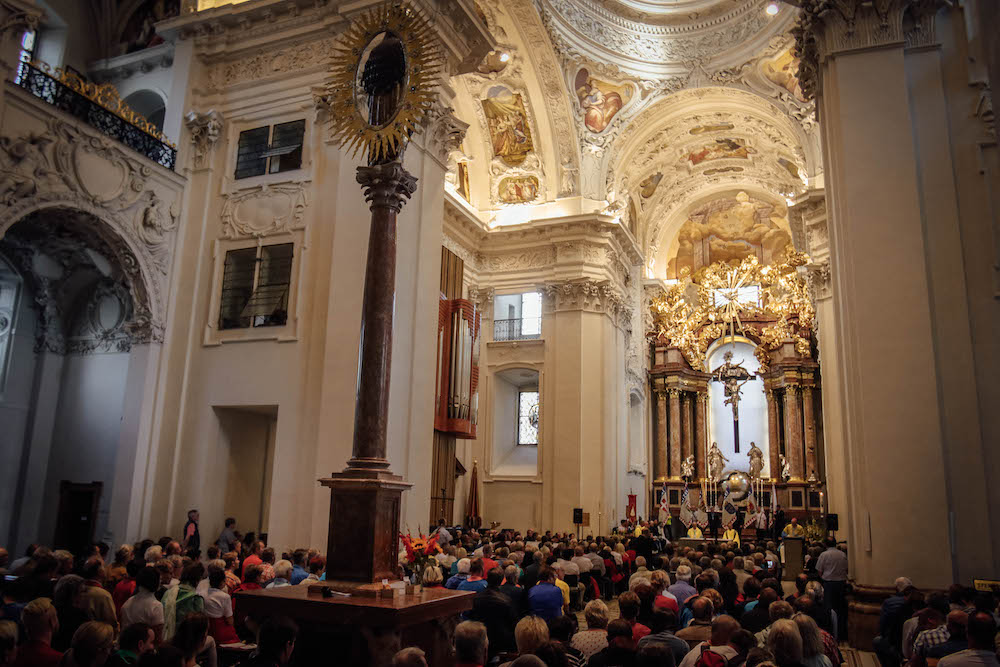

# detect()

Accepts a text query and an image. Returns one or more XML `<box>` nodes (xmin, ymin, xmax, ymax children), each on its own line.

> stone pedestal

<box><xmin>320</xmin><ymin>475</ymin><xmax>412</xmax><ymax>583</ymax></box>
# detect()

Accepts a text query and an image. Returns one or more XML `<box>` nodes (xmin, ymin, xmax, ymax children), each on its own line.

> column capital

<box><xmin>356</xmin><ymin>162</ymin><xmax>418</xmax><ymax>214</ymax></box>
<box><xmin>792</xmin><ymin>0</ymin><xmax>946</xmax><ymax>99</ymax></box>
<box><xmin>667</xmin><ymin>387</ymin><xmax>680</xmax><ymax>397</ymax></box>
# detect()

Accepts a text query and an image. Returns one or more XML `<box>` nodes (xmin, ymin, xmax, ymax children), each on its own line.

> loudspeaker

<box><xmin>573</xmin><ymin>508</ymin><xmax>584</xmax><ymax>524</ymax></box>
<box><xmin>827</xmin><ymin>514</ymin><xmax>839</xmax><ymax>531</ymax></box>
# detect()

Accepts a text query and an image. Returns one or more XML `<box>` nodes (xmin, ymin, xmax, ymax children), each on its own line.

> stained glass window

<box><xmin>518</xmin><ymin>390</ymin><xmax>539</xmax><ymax>445</ymax></box>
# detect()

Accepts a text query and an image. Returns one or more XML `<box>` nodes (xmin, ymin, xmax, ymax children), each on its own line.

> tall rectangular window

<box><xmin>235</xmin><ymin>120</ymin><xmax>305</xmax><ymax>180</ymax></box>
<box><xmin>14</xmin><ymin>29</ymin><xmax>35</xmax><ymax>85</ymax></box>
<box><xmin>218</xmin><ymin>243</ymin><xmax>293</xmax><ymax>330</ymax></box>
<box><xmin>517</xmin><ymin>390</ymin><xmax>539</xmax><ymax>445</ymax></box>
<box><xmin>520</xmin><ymin>292</ymin><xmax>541</xmax><ymax>337</ymax></box>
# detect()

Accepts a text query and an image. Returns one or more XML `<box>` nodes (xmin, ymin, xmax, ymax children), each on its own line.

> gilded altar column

<box><xmin>783</xmin><ymin>385</ymin><xmax>804</xmax><ymax>481</ymax></box>
<box><xmin>802</xmin><ymin>386</ymin><xmax>818</xmax><ymax>481</ymax></box>
<box><xmin>695</xmin><ymin>391</ymin><xmax>707</xmax><ymax>479</ymax></box>
<box><xmin>669</xmin><ymin>388</ymin><xmax>682</xmax><ymax>478</ymax></box>
<box><xmin>766</xmin><ymin>388</ymin><xmax>780</xmax><ymax>479</ymax></box>
<box><xmin>655</xmin><ymin>390</ymin><xmax>668</xmax><ymax>480</ymax></box>
<box><xmin>680</xmin><ymin>392</ymin><xmax>692</xmax><ymax>465</ymax></box>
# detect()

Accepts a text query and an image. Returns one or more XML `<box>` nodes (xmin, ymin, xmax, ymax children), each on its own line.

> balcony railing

<box><xmin>493</xmin><ymin>318</ymin><xmax>541</xmax><ymax>342</ymax></box>
<box><xmin>14</xmin><ymin>62</ymin><xmax>177</xmax><ymax>171</ymax></box>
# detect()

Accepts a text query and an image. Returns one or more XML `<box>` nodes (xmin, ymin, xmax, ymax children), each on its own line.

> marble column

<box><xmin>802</xmin><ymin>386</ymin><xmax>819</xmax><ymax>482</ymax></box>
<box><xmin>655</xmin><ymin>390</ymin><xmax>668</xmax><ymax>481</ymax></box>
<box><xmin>668</xmin><ymin>388</ymin><xmax>681</xmax><ymax>479</ymax></box>
<box><xmin>783</xmin><ymin>386</ymin><xmax>803</xmax><ymax>481</ymax></box>
<box><xmin>695</xmin><ymin>391</ymin><xmax>707</xmax><ymax>480</ymax></box>
<box><xmin>680</xmin><ymin>392</ymin><xmax>692</xmax><ymax>467</ymax></box>
<box><xmin>320</xmin><ymin>161</ymin><xmax>416</xmax><ymax>584</ymax></box>
<box><xmin>766</xmin><ymin>388</ymin><xmax>780</xmax><ymax>480</ymax></box>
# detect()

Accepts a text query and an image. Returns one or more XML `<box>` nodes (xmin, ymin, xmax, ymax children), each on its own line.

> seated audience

<box><xmin>392</xmin><ymin>647</ymin><xmax>428</xmax><ymax>667</ymax></box>
<box><xmin>12</xmin><ymin>597</ymin><xmax>62</xmax><ymax>667</ymax></box>
<box><xmin>447</xmin><ymin>558</ymin><xmax>472</xmax><ymax>590</ymax></box>
<box><xmin>64</xmin><ymin>621</ymin><xmax>115</xmax><ymax>667</ymax></box>
<box><xmin>677</xmin><ymin>597</ymin><xmax>715</xmax><ymax>649</ymax></box>
<box><xmin>588</xmin><ymin>618</ymin><xmax>638</xmax><ymax>667</ymax></box>
<box><xmin>162</xmin><ymin>563</ymin><xmax>205</xmax><ymax>641</ymax></box>
<box><xmin>767</xmin><ymin>619</ymin><xmax>805</xmax><ymax>667</ymax></box>
<box><xmin>458</xmin><ymin>559</ymin><xmax>489</xmax><ymax>594</ymax></box>
<box><xmin>638</xmin><ymin>609</ymin><xmax>689</xmax><ymax>667</ymax></box>
<box><xmin>547</xmin><ymin>615</ymin><xmax>585</xmax><ymax>667</ymax></box>
<box><xmin>529</xmin><ymin>568</ymin><xmax>565</xmax><ymax>621</ymax></box>
<box><xmin>678</xmin><ymin>616</ymin><xmax>741</xmax><ymax>667</ymax></box>
<box><xmin>202</xmin><ymin>566</ymin><xmax>238</xmax><ymax>645</ymax></box>
<box><xmin>238</xmin><ymin>615</ymin><xmax>297</xmax><ymax>667</ymax></box>
<box><xmin>107</xmin><ymin>622</ymin><xmax>155</xmax><ymax>667</ymax></box>
<box><xmin>456</xmin><ymin>620</ymin><xmax>490</xmax><ymax>667</ymax></box>
<box><xmin>470</xmin><ymin>568</ymin><xmax>517</xmax><ymax>658</ymax></box>
<box><xmin>938</xmin><ymin>612</ymin><xmax>999</xmax><ymax>667</ymax></box>
<box><xmin>572</xmin><ymin>599</ymin><xmax>610</xmax><ymax>660</ymax></box>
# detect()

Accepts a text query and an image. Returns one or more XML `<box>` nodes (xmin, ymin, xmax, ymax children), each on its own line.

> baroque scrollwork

<box><xmin>0</xmin><ymin>115</ymin><xmax>180</xmax><ymax>342</ymax></box>
<box><xmin>221</xmin><ymin>183</ymin><xmax>307</xmax><ymax>239</ymax></box>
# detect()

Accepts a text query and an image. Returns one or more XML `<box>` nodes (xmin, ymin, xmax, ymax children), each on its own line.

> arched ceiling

<box><xmin>448</xmin><ymin>0</ymin><xmax>819</xmax><ymax>267</ymax></box>
<box><xmin>536</xmin><ymin>0</ymin><xmax>794</xmax><ymax>79</ymax></box>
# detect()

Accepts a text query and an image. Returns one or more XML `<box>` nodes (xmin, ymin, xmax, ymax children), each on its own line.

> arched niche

<box><xmin>705</xmin><ymin>335</ymin><xmax>770</xmax><ymax>478</ymax></box>
<box><xmin>491</xmin><ymin>366</ymin><xmax>540</xmax><ymax>477</ymax></box>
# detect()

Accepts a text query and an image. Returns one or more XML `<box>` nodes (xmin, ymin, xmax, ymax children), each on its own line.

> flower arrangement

<box><xmin>399</xmin><ymin>531</ymin><xmax>442</xmax><ymax>581</ymax></box>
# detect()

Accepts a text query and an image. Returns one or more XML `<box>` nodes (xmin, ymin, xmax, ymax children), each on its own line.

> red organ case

<box><xmin>434</xmin><ymin>298</ymin><xmax>480</xmax><ymax>439</ymax></box>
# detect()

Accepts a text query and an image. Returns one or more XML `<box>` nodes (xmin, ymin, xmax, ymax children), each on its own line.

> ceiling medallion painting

<box><xmin>574</xmin><ymin>68</ymin><xmax>633</xmax><ymax>133</ymax></box>
<box><xmin>686</xmin><ymin>138</ymin><xmax>755</xmax><ymax>166</ymax></box>
<box><xmin>668</xmin><ymin>192</ymin><xmax>791</xmax><ymax>278</ymax></box>
<box><xmin>650</xmin><ymin>251</ymin><xmax>813</xmax><ymax>372</ymax></box>
<box><xmin>481</xmin><ymin>85</ymin><xmax>535</xmax><ymax>166</ymax></box>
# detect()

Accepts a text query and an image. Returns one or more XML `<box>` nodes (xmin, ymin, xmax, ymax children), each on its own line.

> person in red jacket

<box><xmin>13</xmin><ymin>597</ymin><xmax>63</xmax><ymax>667</ymax></box>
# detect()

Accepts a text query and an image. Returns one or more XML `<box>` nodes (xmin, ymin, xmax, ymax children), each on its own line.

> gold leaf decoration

<box><xmin>319</xmin><ymin>3</ymin><xmax>443</xmax><ymax>162</ymax></box>
<box><xmin>650</xmin><ymin>249</ymin><xmax>814</xmax><ymax>371</ymax></box>
<box><xmin>29</xmin><ymin>61</ymin><xmax>175</xmax><ymax>147</ymax></box>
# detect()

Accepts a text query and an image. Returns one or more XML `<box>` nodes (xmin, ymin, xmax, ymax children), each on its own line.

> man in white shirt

<box><xmin>678</xmin><ymin>615</ymin><xmax>741</xmax><ymax>667</ymax></box>
<box><xmin>939</xmin><ymin>612</ymin><xmax>1000</xmax><ymax>667</ymax></box>
<box><xmin>816</xmin><ymin>538</ymin><xmax>849</xmax><ymax>639</ymax></box>
<box><xmin>435</xmin><ymin>520</ymin><xmax>451</xmax><ymax>546</ymax></box>
<box><xmin>572</xmin><ymin>546</ymin><xmax>593</xmax><ymax>574</ymax></box>
<box><xmin>121</xmin><ymin>567</ymin><xmax>165</xmax><ymax>642</ymax></box>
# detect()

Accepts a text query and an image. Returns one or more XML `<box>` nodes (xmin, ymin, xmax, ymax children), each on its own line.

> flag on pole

<box><xmin>659</xmin><ymin>482</ymin><xmax>669</xmax><ymax>514</ymax></box>
<box><xmin>626</xmin><ymin>494</ymin><xmax>637</xmax><ymax>523</ymax></box>
<box><xmin>721</xmin><ymin>490</ymin><xmax>738</xmax><ymax>529</ymax></box>
<box><xmin>694</xmin><ymin>488</ymin><xmax>709</xmax><ymax>528</ymax></box>
<box><xmin>745</xmin><ymin>490</ymin><xmax>760</xmax><ymax>527</ymax></box>
<box><xmin>679</xmin><ymin>485</ymin><xmax>694</xmax><ymax>528</ymax></box>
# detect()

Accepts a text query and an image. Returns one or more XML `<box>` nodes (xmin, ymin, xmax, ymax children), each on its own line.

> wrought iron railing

<box><xmin>493</xmin><ymin>317</ymin><xmax>541</xmax><ymax>342</ymax></box>
<box><xmin>13</xmin><ymin>62</ymin><xmax>177</xmax><ymax>171</ymax></box>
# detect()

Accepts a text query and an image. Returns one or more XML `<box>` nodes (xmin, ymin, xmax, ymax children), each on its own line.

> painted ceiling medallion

<box><xmin>320</xmin><ymin>3</ymin><xmax>443</xmax><ymax>163</ymax></box>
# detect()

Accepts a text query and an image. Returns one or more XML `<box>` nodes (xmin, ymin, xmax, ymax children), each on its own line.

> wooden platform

<box><xmin>235</xmin><ymin>585</ymin><xmax>475</xmax><ymax>666</ymax></box>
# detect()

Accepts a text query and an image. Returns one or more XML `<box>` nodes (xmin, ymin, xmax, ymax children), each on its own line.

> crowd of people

<box><xmin>1</xmin><ymin>512</ymin><xmax>996</xmax><ymax>667</ymax></box>
<box><xmin>0</xmin><ymin>513</ymin><xmax>317</xmax><ymax>667</ymax></box>
<box><xmin>872</xmin><ymin>578</ymin><xmax>1000</xmax><ymax>667</ymax></box>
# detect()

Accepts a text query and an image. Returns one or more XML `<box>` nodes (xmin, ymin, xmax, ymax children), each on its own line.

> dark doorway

<box><xmin>53</xmin><ymin>481</ymin><xmax>102</xmax><ymax>555</ymax></box>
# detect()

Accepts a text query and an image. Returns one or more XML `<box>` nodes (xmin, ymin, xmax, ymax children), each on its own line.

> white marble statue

<box><xmin>748</xmin><ymin>441</ymin><xmax>765</xmax><ymax>479</ymax></box>
<box><xmin>708</xmin><ymin>441</ymin><xmax>728</xmax><ymax>482</ymax></box>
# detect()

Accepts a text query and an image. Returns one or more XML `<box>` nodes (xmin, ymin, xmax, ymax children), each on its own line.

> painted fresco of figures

<box><xmin>481</xmin><ymin>86</ymin><xmax>535</xmax><ymax>166</ymax></box>
<box><xmin>575</xmin><ymin>69</ymin><xmax>631</xmax><ymax>133</ymax></box>
<box><xmin>498</xmin><ymin>175</ymin><xmax>539</xmax><ymax>204</ymax></box>
<box><xmin>686</xmin><ymin>138</ymin><xmax>755</xmax><ymax>166</ymax></box>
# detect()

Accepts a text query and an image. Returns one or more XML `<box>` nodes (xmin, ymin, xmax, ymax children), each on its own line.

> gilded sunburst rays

<box><xmin>322</xmin><ymin>3</ymin><xmax>443</xmax><ymax>163</ymax></box>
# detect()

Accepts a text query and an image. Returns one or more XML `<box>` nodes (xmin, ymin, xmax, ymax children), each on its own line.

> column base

<box><xmin>319</xmin><ymin>473</ymin><xmax>412</xmax><ymax>583</ymax></box>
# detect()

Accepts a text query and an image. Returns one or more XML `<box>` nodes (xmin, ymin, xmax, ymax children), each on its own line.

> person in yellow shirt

<box><xmin>633</xmin><ymin>521</ymin><xmax>644</xmax><ymax>538</ymax></box>
<box><xmin>782</xmin><ymin>517</ymin><xmax>805</xmax><ymax>538</ymax></box>
<box><xmin>553</xmin><ymin>567</ymin><xmax>571</xmax><ymax>614</ymax></box>
<box><xmin>723</xmin><ymin>526</ymin><xmax>741</xmax><ymax>546</ymax></box>
<box><xmin>686</xmin><ymin>525</ymin><xmax>704</xmax><ymax>539</ymax></box>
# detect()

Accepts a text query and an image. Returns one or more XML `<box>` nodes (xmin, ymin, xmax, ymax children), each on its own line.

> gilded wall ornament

<box><xmin>317</xmin><ymin>4</ymin><xmax>442</xmax><ymax>163</ymax></box>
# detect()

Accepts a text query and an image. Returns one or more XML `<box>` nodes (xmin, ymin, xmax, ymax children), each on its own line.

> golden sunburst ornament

<box><xmin>321</xmin><ymin>3</ymin><xmax>443</xmax><ymax>163</ymax></box>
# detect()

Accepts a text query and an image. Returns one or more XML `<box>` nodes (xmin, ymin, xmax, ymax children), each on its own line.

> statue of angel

<box><xmin>681</xmin><ymin>455</ymin><xmax>695</xmax><ymax>481</ymax></box>
<box><xmin>779</xmin><ymin>454</ymin><xmax>791</xmax><ymax>482</ymax></box>
<box><xmin>748</xmin><ymin>442</ymin><xmax>765</xmax><ymax>479</ymax></box>
<box><xmin>708</xmin><ymin>442</ymin><xmax>728</xmax><ymax>482</ymax></box>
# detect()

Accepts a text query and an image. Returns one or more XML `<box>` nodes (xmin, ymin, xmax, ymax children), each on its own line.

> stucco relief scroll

<box><xmin>221</xmin><ymin>184</ymin><xmax>307</xmax><ymax>239</ymax></box>
<box><xmin>0</xmin><ymin>118</ymin><xmax>183</xmax><ymax>341</ymax></box>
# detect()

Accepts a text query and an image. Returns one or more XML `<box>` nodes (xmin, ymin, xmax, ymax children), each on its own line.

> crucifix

<box><xmin>710</xmin><ymin>350</ymin><xmax>755</xmax><ymax>453</ymax></box>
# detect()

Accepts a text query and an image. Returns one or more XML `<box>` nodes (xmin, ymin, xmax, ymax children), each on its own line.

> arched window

<box><xmin>123</xmin><ymin>89</ymin><xmax>166</xmax><ymax>133</ymax></box>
